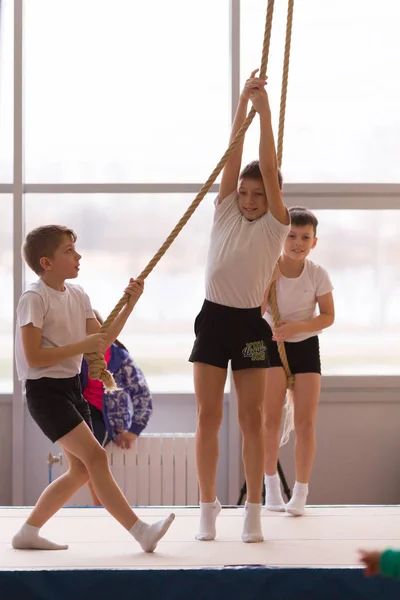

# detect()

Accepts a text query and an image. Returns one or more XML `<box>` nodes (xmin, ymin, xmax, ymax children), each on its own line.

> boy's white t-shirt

<box><xmin>264</xmin><ymin>259</ymin><xmax>333</xmax><ymax>342</ymax></box>
<box><xmin>205</xmin><ymin>191</ymin><xmax>290</xmax><ymax>308</ymax></box>
<box><xmin>15</xmin><ymin>279</ymin><xmax>95</xmax><ymax>381</ymax></box>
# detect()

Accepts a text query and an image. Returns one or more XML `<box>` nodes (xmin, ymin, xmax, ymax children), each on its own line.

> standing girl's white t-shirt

<box><xmin>264</xmin><ymin>259</ymin><xmax>333</xmax><ymax>342</ymax></box>
<box><xmin>205</xmin><ymin>191</ymin><xmax>290</xmax><ymax>309</ymax></box>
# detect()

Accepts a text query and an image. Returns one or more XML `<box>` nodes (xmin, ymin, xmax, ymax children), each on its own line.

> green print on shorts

<box><xmin>242</xmin><ymin>340</ymin><xmax>266</xmax><ymax>362</ymax></box>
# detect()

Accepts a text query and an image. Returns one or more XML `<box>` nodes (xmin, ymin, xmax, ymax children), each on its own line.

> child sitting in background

<box><xmin>81</xmin><ymin>310</ymin><xmax>153</xmax><ymax>505</ymax></box>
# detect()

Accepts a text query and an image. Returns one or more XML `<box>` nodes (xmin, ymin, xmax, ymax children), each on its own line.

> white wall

<box><xmin>1</xmin><ymin>380</ymin><xmax>400</xmax><ymax>507</ymax></box>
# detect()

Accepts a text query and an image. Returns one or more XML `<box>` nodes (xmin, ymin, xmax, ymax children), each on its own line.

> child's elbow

<box><xmin>320</xmin><ymin>312</ymin><xmax>334</xmax><ymax>329</ymax></box>
<box><xmin>25</xmin><ymin>350</ymin><xmax>41</xmax><ymax>368</ymax></box>
<box><xmin>26</xmin><ymin>355</ymin><xmax>39</xmax><ymax>368</ymax></box>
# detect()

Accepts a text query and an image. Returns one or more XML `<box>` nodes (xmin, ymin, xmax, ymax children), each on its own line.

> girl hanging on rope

<box><xmin>262</xmin><ymin>207</ymin><xmax>335</xmax><ymax>516</ymax></box>
<box><xmin>189</xmin><ymin>70</ymin><xmax>290</xmax><ymax>543</ymax></box>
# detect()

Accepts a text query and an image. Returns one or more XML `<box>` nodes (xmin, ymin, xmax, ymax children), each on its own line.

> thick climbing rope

<box><xmin>268</xmin><ymin>0</ymin><xmax>295</xmax><ymax>392</ymax></box>
<box><xmin>267</xmin><ymin>0</ymin><xmax>295</xmax><ymax>445</ymax></box>
<box><xmin>85</xmin><ymin>0</ymin><xmax>277</xmax><ymax>389</ymax></box>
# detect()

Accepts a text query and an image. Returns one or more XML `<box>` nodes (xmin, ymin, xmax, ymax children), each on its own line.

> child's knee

<box><xmin>84</xmin><ymin>445</ymin><xmax>109</xmax><ymax>471</ymax></box>
<box><xmin>239</xmin><ymin>406</ymin><xmax>262</xmax><ymax>435</ymax></box>
<box><xmin>68</xmin><ymin>462</ymin><xmax>90</xmax><ymax>485</ymax></box>
<box><xmin>264</xmin><ymin>415</ymin><xmax>281</xmax><ymax>436</ymax></box>
<box><xmin>197</xmin><ymin>406</ymin><xmax>223</xmax><ymax>432</ymax></box>
<box><xmin>294</xmin><ymin>419</ymin><xmax>315</xmax><ymax>439</ymax></box>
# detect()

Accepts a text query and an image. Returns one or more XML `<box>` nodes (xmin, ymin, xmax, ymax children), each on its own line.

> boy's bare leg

<box><xmin>13</xmin><ymin>423</ymin><xmax>175</xmax><ymax>552</ymax></box>
<box><xmin>286</xmin><ymin>373</ymin><xmax>320</xmax><ymax>516</ymax></box>
<box><xmin>88</xmin><ymin>479</ymin><xmax>102</xmax><ymax>506</ymax></box>
<box><xmin>12</xmin><ymin>449</ymin><xmax>89</xmax><ymax>550</ymax></box>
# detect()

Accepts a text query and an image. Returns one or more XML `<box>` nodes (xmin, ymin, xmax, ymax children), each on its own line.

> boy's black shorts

<box><xmin>265</xmin><ymin>324</ymin><xmax>321</xmax><ymax>375</ymax></box>
<box><xmin>189</xmin><ymin>299</ymin><xmax>271</xmax><ymax>370</ymax></box>
<box><xmin>25</xmin><ymin>375</ymin><xmax>93</xmax><ymax>443</ymax></box>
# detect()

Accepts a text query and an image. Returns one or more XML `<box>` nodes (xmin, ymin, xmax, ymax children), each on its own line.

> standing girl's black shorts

<box><xmin>25</xmin><ymin>375</ymin><xmax>93</xmax><ymax>443</ymax></box>
<box><xmin>265</xmin><ymin>323</ymin><xmax>321</xmax><ymax>375</ymax></box>
<box><xmin>189</xmin><ymin>299</ymin><xmax>271</xmax><ymax>370</ymax></box>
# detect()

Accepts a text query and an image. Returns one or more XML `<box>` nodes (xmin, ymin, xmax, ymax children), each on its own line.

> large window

<box><xmin>25</xmin><ymin>194</ymin><xmax>215</xmax><ymax>392</ymax></box>
<box><xmin>24</xmin><ymin>202</ymin><xmax>400</xmax><ymax>384</ymax></box>
<box><xmin>0</xmin><ymin>0</ymin><xmax>13</xmax><ymax>181</ymax></box>
<box><xmin>24</xmin><ymin>0</ymin><xmax>230</xmax><ymax>183</ymax></box>
<box><xmin>4</xmin><ymin>0</ymin><xmax>400</xmax><ymax>396</ymax></box>
<box><xmin>0</xmin><ymin>196</ymin><xmax>12</xmax><ymax>392</ymax></box>
<box><xmin>241</xmin><ymin>0</ymin><xmax>400</xmax><ymax>183</ymax></box>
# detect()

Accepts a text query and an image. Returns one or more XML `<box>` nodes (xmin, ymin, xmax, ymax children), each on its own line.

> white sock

<box><xmin>11</xmin><ymin>523</ymin><xmax>68</xmax><ymax>551</ymax></box>
<box><xmin>130</xmin><ymin>513</ymin><xmax>175</xmax><ymax>553</ymax></box>
<box><xmin>242</xmin><ymin>501</ymin><xmax>263</xmax><ymax>543</ymax></box>
<box><xmin>286</xmin><ymin>481</ymin><xmax>309</xmax><ymax>516</ymax></box>
<box><xmin>264</xmin><ymin>473</ymin><xmax>285</xmax><ymax>512</ymax></box>
<box><xmin>195</xmin><ymin>498</ymin><xmax>221</xmax><ymax>541</ymax></box>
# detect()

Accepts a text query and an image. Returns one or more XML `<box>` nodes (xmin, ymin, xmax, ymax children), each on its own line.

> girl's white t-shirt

<box><xmin>264</xmin><ymin>259</ymin><xmax>333</xmax><ymax>342</ymax></box>
<box><xmin>205</xmin><ymin>191</ymin><xmax>290</xmax><ymax>308</ymax></box>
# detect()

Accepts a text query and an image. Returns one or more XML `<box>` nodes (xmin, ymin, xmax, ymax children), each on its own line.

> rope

<box><xmin>267</xmin><ymin>0</ymin><xmax>295</xmax><ymax>445</ymax></box>
<box><xmin>268</xmin><ymin>281</ymin><xmax>295</xmax><ymax>390</ymax></box>
<box><xmin>277</xmin><ymin>0</ymin><xmax>294</xmax><ymax>169</ymax></box>
<box><xmin>85</xmin><ymin>0</ymin><xmax>277</xmax><ymax>389</ymax></box>
<box><xmin>268</xmin><ymin>0</ymin><xmax>295</xmax><ymax>390</ymax></box>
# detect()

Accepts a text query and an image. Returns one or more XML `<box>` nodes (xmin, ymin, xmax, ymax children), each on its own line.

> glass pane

<box><xmin>312</xmin><ymin>210</ymin><xmax>400</xmax><ymax>374</ymax></box>
<box><xmin>24</xmin><ymin>0</ymin><xmax>230</xmax><ymax>183</ymax></box>
<box><xmin>0</xmin><ymin>196</ymin><xmax>12</xmax><ymax>392</ymax></box>
<box><xmin>23</xmin><ymin>200</ymin><xmax>400</xmax><ymax>378</ymax></box>
<box><xmin>241</xmin><ymin>0</ymin><xmax>400</xmax><ymax>183</ymax></box>
<box><xmin>0</xmin><ymin>0</ymin><xmax>13</xmax><ymax>182</ymax></box>
<box><xmin>24</xmin><ymin>193</ymin><xmax>217</xmax><ymax>392</ymax></box>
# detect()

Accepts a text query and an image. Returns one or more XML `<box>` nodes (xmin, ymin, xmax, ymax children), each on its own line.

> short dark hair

<box><xmin>289</xmin><ymin>206</ymin><xmax>318</xmax><ymax>235</ymax></box>
<box><xmin>22</xmin><ymin>225</ymin><xmax>77</xmax><ymax>275</ymax></box>
<box><xmin>239</xmin><ymin>160</ymin><xmax>283</xmax><ymax>191</ymax></box>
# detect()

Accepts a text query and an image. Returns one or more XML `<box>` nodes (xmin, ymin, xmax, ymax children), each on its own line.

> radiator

<box><xmin>53</xmin><ymin>433</ymin><xmax>199</xmax><ymax>507</ymax></box>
